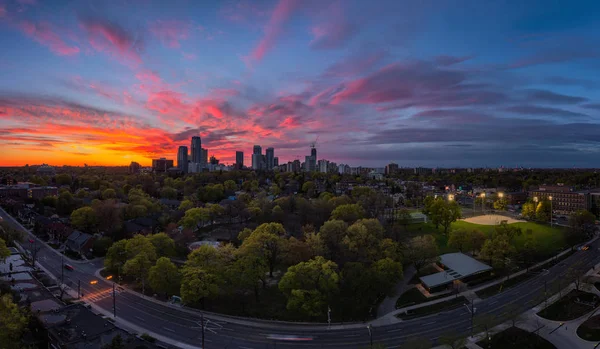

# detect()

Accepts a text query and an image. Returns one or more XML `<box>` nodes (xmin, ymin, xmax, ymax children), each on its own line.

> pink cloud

<box><xmin>149</xmin><ymin>20</ymin><xmax>191</xmax><ymax>48</ymax></box>
<box><xmin>249</xmin><ymin>0</ymin><xmax>299</xmax><ymax>63</ymax></box>
<box><xmin>182</xmin><ymin>52</ymin><xmax>197</xmax><ymax>60</ymax></box>
<box><xmin>136</xmin><ymin>70</ymin><xmax>162</xmax><ymax>84</ymax></box>
<box><xmin>80</xmin><ymin>17</ymin><xmax>143</xmax><ymax>65</ymax></box>
<box><xmin>18</xmin><ymin>21</ymin><xmax>80</xmax><ymax>56</ymax></box>
<box><xmin>309</xmin><ymin>1</ymin><xmax>357</xmax><ymax>50</ymax></box>
<box><xmin>0</xmin><ymin>6</ymin><xmax>6</xmax><ymax>18</ymax></box>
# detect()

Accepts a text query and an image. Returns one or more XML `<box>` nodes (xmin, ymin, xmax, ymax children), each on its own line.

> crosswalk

<box><xmin>83</xmin><ymin>288</ymin><xmax>122</xmax><ymax>303</ymax></box>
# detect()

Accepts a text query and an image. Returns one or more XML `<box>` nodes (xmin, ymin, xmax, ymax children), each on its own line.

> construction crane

<box><xmin>310</xmin><ymin>135</ymin><xmax>320</xmax><ymax>150</ymax></box>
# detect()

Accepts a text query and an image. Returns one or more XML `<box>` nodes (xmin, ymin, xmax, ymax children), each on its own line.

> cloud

<box><xmin>79</xmin><ymin>16</ymin><xmax>143</xmax><ymax>64</ymax></box>
<box><xmin>510</xmin><ymin>49</ymin><xmax>598</xmax><ymax>69</ymax></box>
<box><xmin>17</xmin><ymin>21</ymin><xmax>79</xmax><ymax>56</ymax></box>
<box><xmin>321</xmin><ymin>49</ymin><xmax>388</xmax><ymax>79</ymax></box>
<box><xmin>182</xmin><ymin>52</ymin><xmax>197</xmax><ymax>60</ymax></box>
<box><xmin>434</xmin><ymin>55</ymin><xmax>473</xmax><ymax>66</ymax></box>
<box><xmin>544</xmin><ymin>76</ymin><xmax>599</xmax><ymax>89</ymax></box>
<box><xmin>148</xmin><ymin>20</ymin><xmax>191</xmax><ymax>48</ymax></box>
<box><xmin>248</xmin><ymin>0</ymin><xmax>299</xmax><ymax>63</ymax></box>
<box><xmin>505</xmin><ymin>105</ymin><xmax>588</xmax><ymax>118</ymax></box>
<box><xmin>309</xmin><ymin>1</ymin><xmax>357</xmax><ymax>50</ymax></box>
<box><xmin>524</xmin><ymin>89</ymin><xmax>587</xmax><ymax>104</ymax></box>
<box><xmin>582</xmin><ymin>103</ymin><xmax>600</xmax><ymax>110</ymax></box>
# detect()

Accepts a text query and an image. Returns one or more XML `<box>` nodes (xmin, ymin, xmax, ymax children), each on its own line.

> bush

<box><xmin>140</xmin><ymin>333</ymin><xmax>156</xmax><ymax>343</ymax></box>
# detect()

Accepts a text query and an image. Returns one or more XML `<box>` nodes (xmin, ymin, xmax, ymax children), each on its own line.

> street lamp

<box><xmin>448</xmin><ymin>194</ymin><xmax>454</xmax><ymax>201</ymax></box>
<box><xmin>481</xmin><ymin>193</ymin><xmax>486</xmax><ymax>214</ymax></box>
<box><xmin>548</xmin><ymin>196</ymin><xmax>553</xmax><ymax>227</ymax></box>
<box><xmin>533</xmin><ymin>196</ymin><xmax>538</xmax><ymax>203</ymax></box>
<box><xmin>366</xmin><ymin>324</ymin><xmax>373</xmax><ymax>348</ymax></box>
<box><xmin>498</xmin><ymin>192</ymin><xmax>504</xmax><ymax>198</ymax></box>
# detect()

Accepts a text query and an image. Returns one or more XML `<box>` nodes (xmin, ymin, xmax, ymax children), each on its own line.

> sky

<box><xmin>1</xmin><ymin>0</ymin><xmax>600</xmax><ymax>168</ymax></box>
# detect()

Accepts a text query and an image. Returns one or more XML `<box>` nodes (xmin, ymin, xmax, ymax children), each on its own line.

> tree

<box><xmin>480</xmin><ymin>235</ymin><xmax>515</xmax><ymax>269</ymax></box>
<box><xmin>395</xmin><ymin>208</ymin><xmax>412</xmax><ymax>241</ymax></box>
<box><xmin>102</xmin><ymin>188</ymin><xmax>117</xmax><ymax>200</ymax></box>
<box><xmin>160</xmin><ymin>187</ymin><xmax>177</xmax><ymax>200</ymax></box>
<box><xmin>447</xmin><ymin>229</ymin><xmax>472</xmax><ymax>252</ymax></box>
<box><xmin>227</xmin><ymin>252</ymin><xmax>268</xmax><ymax>302</ymax></box>
<box><xmin>104</xmin><ymin>239</ymin><xmax>128</xmax><ymax>273</ymax></box>
<box><xmin>185</xmin><ymin>245</ymin><xmax>224</xmax><ymax>275</ymax></box>
<box><xmin>568</xmin><ymin>210</ymin><xmax>596</xmax><ymax>243</ymax></box>
<box><xmin>206</xmin><ymin>203</ymin><xmax>225</xmax><ymax>224</ymax></box>
<box><xmin>123</xmin><ymin>252</ymin><xmax>153</xmax><ymax>294</ymax></box>
<box><xmin>0</xmin><ymin>238</ymin><xmax>10</xmax><ymax>263</ymax></box>
<box><xmin>241</xmin><ymin>223</ymin><xmax>285</xmax><ymax>277</ymax></box>
<box><xmin>422</xmin><ymin>196</ymin><xmax>434</xmax><ymax>216</ymax></box>
<box><xmin>224</xmin><ymin>180</ymin><xmax>237</xmax><ymax>192</ymax></box>
<box><xmin>55</xmin><ymin>173</ymin><xmax>72</xmax><ymax>186</ymax></box>
<box><xmin>521</xmin><ymin>201</ymin><xmax>536</xmax><ymax>220</ymax></box>
<box><xmin>148</xmin><ymin>257</ymin><xmax>181</xmax><ymax>298</ymax></box>
<box><xmin>102</xmin><ymin>334</ymin><xmax>125</xmax><ymax>349</ymax></box>
<box><xmin>41</xmin><ymin>195</ymin><xmax>58</xmax><ymax>208</ymax></box>
<box><xmin>179</xmin><ymin>207</ymin><xmax>211</xmax><ymax>230</ymax></box>
<box><xmin>92</xmin><ymin>199</ymin><xmax>123</xmax><ymax>237</ymax></box>
<box><xmin>371</xmin><ymin>257</ymin><xmax>403</xmax><ymax>296</ymax></box>
<box><xmin>148</xmin><ymin>233</ymin><xmax>175</xmax><ymax>257</ymax></box>
<box><xmin>319</xmin><ymin>220</ymin><xmax>348</xmax><ymax>261</ymax></box>
<box><xmin>57</xmin><ymin>191</ymin><xmax>76</xmax><ymax>215</ymax></box>
<box><xmin>440</xmin><ymin>200</ymin><xmax>461</xmax><ymax>234</ymax></box>
<box><xmin>180</xmin><ymin>267</ymin><xmax>219</xmax><ymax>307</ymax></box>
<box><xmin>470</xmin><ymin>229</ymin><xmax>487</xmax><ymax>255</ymax></box>
<box><xmin>302</xmin><ymin>181</ymin><xmax>315</xmax><ymax>197</ymax></box>
<box><xmin>493</xmin><ymin>197</ymin><xmax>508</xmax><ymax>211</ymax></box>
<box><xmin>535</xmin><ymin>200</ymin><xmax>551</xmax><ymax>222</ymax></box>
<box><xmin>125</xmin><ymin>235</ymin><xmax>156</xmax><ymax>259</ymax></box>
<box><xmin>0</xmin><ymin>294</ymin><xmax>28</xmax><ymax>346</ymax></box>
<box><xmin>70</xmin><ymin>206</ymin><xmax>99</xmax><ymax>233</ymax></box>
<box><xmin>279</xmin><ymin>256</ymin><xmax>339</xmax><ymax>317</ymax></box>
<box><xmin>178</xmin><ymin>199</ymin><xmax>194</xmax><ymax>211</ymax></box>
<box><xmin>237</xmin><ymin>228</ymin><xmax>253</xmax><ymax>242</ymax></box>
<box><xmin>342</xmin><ymin>219</ymin><xmax>385</xmax><ymax>263</ymax></box>
<box><xmin>404</xmin><ymin>235</ymin><xmax>439</xmax><ymax>272</ymax></box>
<box><xmin>330</xmin><ymin>204</ymin><xmax>365</xmax><ymax>223</ymax></box>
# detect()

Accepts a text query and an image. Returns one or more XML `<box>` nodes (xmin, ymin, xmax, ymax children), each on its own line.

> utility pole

<box><xmin>78</xmin><ymin>280</ymin><xmax>81</xmax><ymax>299</ymax></box>
<box><xmin>367</xmin><ymin>324</ymin><xmax>373</xmax><ymax>348</ymax></box>
<box><xmin>61</xmin><ymin>254</ymin><xmax>64</xmax><ymax>285</ymax></box>
<box><xmin>112</xmin><ymin>283</ymin><xmax>116</xmax><ymax>318</ymax></box>
<box><xmin>470</xmin><ymin>298</ymin><xmax>475</xmax><ymax>338</ymax></box>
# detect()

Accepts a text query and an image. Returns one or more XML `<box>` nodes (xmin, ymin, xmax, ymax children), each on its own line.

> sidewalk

<box><xmin>376</xmin><ymin>265</ymin><xmax>416</xmax><ymax>317</ymax></box>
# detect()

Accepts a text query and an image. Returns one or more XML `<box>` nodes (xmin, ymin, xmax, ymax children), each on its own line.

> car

<box><xmin>582</xmin><ymin>245</ymin><xmax>590</xmax><ymax>251</ymax></box>
<box><xmin>64</xmin><ymin>264</ymin><xmax>75</xmax><ymax>271</ymax></box>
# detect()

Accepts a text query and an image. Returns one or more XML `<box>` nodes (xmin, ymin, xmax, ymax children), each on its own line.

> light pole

<box><xmin>481</xmin><ymin>193</ymin><xmax>486</xmax><ymax>215</ymax></box>
<box><xmin>448</xmin><ymin>194</ymin><xmax>454</xmax><ymax>202</ymax></box>
<box><xmin>366</xmin><ymin>324</ymin><xmax>373</xmax><ymax>348</ymax></box>
<box><xmin>549</xmin><ymin>196</ymin><xmax>553</xmax><ymax>227</ymax></box>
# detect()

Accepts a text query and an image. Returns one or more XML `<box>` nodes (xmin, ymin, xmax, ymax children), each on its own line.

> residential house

<box><xmin>66</xmin><ymin>231</ymin><xmax>93</xmax><ymax>255</ymax></box>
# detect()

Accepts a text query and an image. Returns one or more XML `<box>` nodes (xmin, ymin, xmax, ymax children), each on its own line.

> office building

<box><xmin>274</xmin><ymin>157</ymin><xmax>279</xmax><ymax>167</ymax></box>
<box><xmin>253</xmin><ymin>145</ymin><xmax>262</xmax><ymax>155</ymax></box>
<box><xmin>318</xmin><ymin>159</ymin><xmax>329</xmax><ymax>173</ymax></box>
<box><xmin>385</xmin><ymin>163</ymin><xmax>399</xmax><ymax>175</ymax></box>
<box><xmin>129</xmin><ymin>161</ymin><xmax>141</xmax><ymax>174</ymax></box>
<box><xmin>236</xmin><ymin>151</ymin><xmax>244</xmax><ymax>169</ymax></box>
<box><xmin>201</xmin><ymin>148</ymin><xmax>208</xmax><ymax>166</ymax></box>
<box><xmin>191</xmin><ymin>136</ymin><xmax>202</xmax><ymax>163</ymax></box>
<box><xmin>177</xmin><ymin>146</ymin><xmax>188</xmax><ymax>173</ymax></box>
<box><xmin>252</xmin><ymin>145</ymin><xmax>262</xmax><ymax>170</ymax></box>
<box><xmin>266</xmin><ymin>147</ymin><xmax>275</xmax><ymax>170</ymax></box>
<box><xmin>305</xmin><ymin>155</ymin><xmax>316</xmax><ymax>172</ymax></box>
<box><xmin>529</xmin><ymin>185</ymin><xmax>595</xmax><ymax>215</ymax></box>
<box><xmin>414</xmin><ymin>167</ymin><xmax>433</xmax><ymax>175</ymax></box>
<box><xmin>152</xmin><ymin>158</ymin><xmax>174</xmax><ymax>173</ymax></box>
<box><xmin>209</xmin><ymin>155</ymin><xmax>219</xmax><ymax>165</ymax></box>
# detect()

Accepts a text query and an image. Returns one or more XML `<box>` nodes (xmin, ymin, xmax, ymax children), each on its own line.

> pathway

<box><xmin>376</xmin><ymin>264</ymin><xmax>416</xmax><ymax>317</ymax></box>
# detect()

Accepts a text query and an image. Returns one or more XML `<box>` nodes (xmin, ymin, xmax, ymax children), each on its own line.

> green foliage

<box><xmin>319</xmin><ymin>219</ymin><xmax>348</xmax><ymax>260</ymax></box>
<box><xmin>178</xmin><ymin>199</ymin><xmax>194</xmax><ymax>211</ymax></box>
<box><xmin>148</xmin><ymin>257</ymin><xmax>181</xmax><ymax>297</ymax></box>
<box><xmin>278</xmin><ymin>256</ymin><xmax>339</xmax><ymax>317</ymax></box>
<box><xmin>342</xmin><ymin>219</ymin><xmax>386</xmax><ymax>263</ymax></box>
<box><xmin>126</xmin><ymin>234</ymin><xmax>157</xmax><ymax>261</ymax></box>
<box><xmin>569</xmin><ymin>210</ymin><xmax>596</xmax><ymax>242</ymax></box>
<box><xmin>102</xmin><ymin>188</ymin><xmax>117</xmax><ymax>200</ymax></box>
<box><xmin>241</xmin><ymin>223</ymin><xmax>286</xmax><ymax>276</ymax></box>
<box><xmin>536</xmin><ymin>200</ymin><xmax>552</xmax><ymax>222</ymax></box>
<box><xmin>429</xmin><ymin>198</ymin><xmax>461</xmax><ymax>233</ymax></box>
<box><xmin>123</xmin><ymin>253</ymin><xmax>153</xmax><ymax>291</ymax></box>
<box><xmin>439</xmin><ymin>332</ymin><xmax>467</xmax><ymax>349</ymax></box>
<box><xmin>57</xmin><ymin>191</ymin><xmax>76</xmax><ymax>215</ymax></box>
<box><xmin>493</xmin><ymin>197</ymin><xmax>508</xmax><ymax>211</ymax></box>
<box><xmin>197</xmin><ymin>184</ymin><xmax>225</xmax><ymax>203</ymax></box>
<box><xmin>480</xmin><ymin>234</ymin><xmax>515</xmax><ymax>268</ymax></box>
<box><xmin>302</xmin><ymin>181</ymin><xmax>315</xmax><ymax>196</ymax></box>
<box><xmin>224</xmin><ymin>180</ymin><xmax>237</xmax><ymax>192</ymax></box>
<box><xmin>180</xmin><ymin>267</ymin><xmax>219</xmax><ymax>305</ymax></box>
<box><xmin>70</xmin><ymin>206</ymin><xmax>99</xmax><ymax>233</ymax></box>
<box><xmin>0</xmin><ymin>294</ymin><xmax>28</xmax><ymax>346</ymax></box>
<box><xmin>160</xmin><ymin>186</ymin><xmax>177</xmax><ymax>199</ymax></box>
<box><xmin>104</xmin><ymin>239</ymin><xmax>128</xmax><ymax>273</ymax></box>
<box><xmin>55</xmin><ymin>173</ymin><xmax>72</xmax><ymax>186</ymax></box>
<box><xmin>237</xmin><ymin>228</ymin><xmax>253</xmax><ymax>242</ymax></box>
<box><xmin>0</xmin><ymin>238</ymin><xmax>10</xmax><ymax>263</ymax></box>
<box><xmin>41</xmin><ymin>195</ymin><xmax>57</xmax><ymax>207</ymax></box>
<box><xmin>148</xmin><ymin>233</ymin><xmax>176</xmax><ymax>257</ymax></box>
<box><xmin>179</xmin><ymin>207</ymin><xmax>210</xmax><ymax>229</ymax></box>
<box><xmin>371</xmin><ymin>257</ymin><xmax>403</xmax><ymax>295</ymax></box>
<box><xmin>521</xmin><ymin>201</ymin><xmax>536</xmax><ymax>220</ymax></box>
<box><xmin>92</xmin><ymin>237</ymin><xmax>113</xmax><ymax>257</ymax></box>
<box><xmin>330</xmin><ymin>203</ymin><xmax>365</xmax><ymax>223</ymax></box>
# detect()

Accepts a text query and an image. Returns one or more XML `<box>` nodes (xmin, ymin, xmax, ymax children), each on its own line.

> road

<box><xmin>2</xmin><ymin>206</ymin><xmax>599</xmax><ymax>348</ymax></box>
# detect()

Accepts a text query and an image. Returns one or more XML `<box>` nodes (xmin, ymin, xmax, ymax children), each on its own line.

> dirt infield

<box><xmin>462</xmin><ymin>214</ymin><xmax>525</xmax><ymax>225</ymax></box>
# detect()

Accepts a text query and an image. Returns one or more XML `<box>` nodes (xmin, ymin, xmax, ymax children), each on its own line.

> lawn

<box><xmin>537</xmin><ymin>289</ymin><xmax>599</xmax><ymax>321</ymax></box>
<box><xmin>452</xmin><ymin>220</ymin><xmax>566</xmax><ymax>256</ymax></box>
<box><xmin>476</xmin><ymin>326</ymin><xmax>556</xmax><ymax>349</ymax></box>
<box><xmin>475</xmin><ymin>272</ymin><xmax>536</xmax><ymax>299</ymax></box>
<box><xmin>396</xmin><ymin>296</ymin><xmax>467</xmax><ymax>320</ymax></box>
<box><xmin>395</xmin><ymin>287</ymin><xmax>453</xmax><ymax>309</ymax></box>
<box><xmin>577</xmin><ymin>314</ymin><xmax>600</xmax><ymax>341</ymax></box>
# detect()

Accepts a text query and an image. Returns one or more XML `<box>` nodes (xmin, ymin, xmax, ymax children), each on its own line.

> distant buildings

<box><xmin>177</xmin><ymin>146</ymin><xmax>188</xmax><ymax>174</ymax></box>
<box><xmin>318</xmin><ymin>159</ymin><xmax>329</xmax><ymax>173</ymax></box>
<box><xmin>414</xmin><ymin>167</ymin><xmax>433</xmax><ymax>175</ymax></box>
<box><xmin>209</xmin><ymin>155</ymin><xmax>219</xmax><ymax>165</ymax></box>
<box><xmin>201</xmin><ymin>148</ymin><xmax>208</xmax><ymax>166</ymax></box>
<box><xmin>191</xmin><ymin>136</ymin><xmax>201</xmax><ymax>163</ymax></box>
<box><xmin>252</xmin><ymin>145</ymin><xmax>263</xmax><ymax>170</ymax></box>
<box><xmin>385</xmin><ymin>163</ymin><xmax>398</xmax><ymax>175</ymax></box>
<box><xmin>152</xmin><ymin>158</ymin><xmax>174</xmax><ymax>173</ymax></box>
<box><xmin>236</xmin><ymin>151</ymin><xmax>244</xmax><ymax>169</ymax></box>
<box><xmin>529</xmin><ymin>185</ymin><xmax>597</xmax><ymax>215</ymax></box>
<box><xmin>266</xmin><ymin>147</ymin><xmax>275</xmax><ymax>170</ymax></box>
<box><xmin>36</xmin><ymin>164</ymin><xmax>55</xmax><ymax>176</ymax></box>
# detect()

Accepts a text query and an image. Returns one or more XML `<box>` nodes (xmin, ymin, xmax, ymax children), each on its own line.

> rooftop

<box><xmin>420</xmin><ymin>252</ymin><xmax>492</xmax><ymax>288</ymax></box>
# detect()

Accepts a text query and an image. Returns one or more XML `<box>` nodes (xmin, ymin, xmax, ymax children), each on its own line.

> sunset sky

<box><xmin>1</xmin><ymin>0</ymin><xmax>599</xmax><ymax>167</ymax></box>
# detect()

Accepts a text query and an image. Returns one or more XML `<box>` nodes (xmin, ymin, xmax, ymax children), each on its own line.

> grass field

<box><xmin>452</xmin><ymin>220</ymin><xmax>566</xmax><ymax>256</ymax></box>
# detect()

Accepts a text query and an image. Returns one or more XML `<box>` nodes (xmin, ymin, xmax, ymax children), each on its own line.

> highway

<box><xmin>2</xmin><ymin>205</ymin><xmax>599</xmax><ymax>348</ymax></box>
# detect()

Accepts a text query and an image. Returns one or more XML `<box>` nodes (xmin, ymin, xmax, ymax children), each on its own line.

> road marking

<box><xmin>162</xmin><ymin>327</ymin><xmax>175</xmax><ymax>332</ymax></box>
<box><xmin>387</xmin><ymin>328</ymin><xmax>403</xmax><ymax>333</ymax></box>
<box><xmin>135</xmin><ymin>316</ymin><xmax>145</xmax><ymax>322</ymax></box>
<box><xmin>423</xmin><ymin>321</ymin><xmax>436</xmax><ymax>325</ymax></box>
<box><xmin>489</xmin><ymin>300</ymin><xmax>498</xmax><ymax>305</ymax></box>
<box><xmin>343</xmin><ymin>334</ymin><xmax>360</xmax><ymax>337</ymax></box>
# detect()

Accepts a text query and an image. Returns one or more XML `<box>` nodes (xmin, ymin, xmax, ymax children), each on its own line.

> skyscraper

<box><xmin>311</xmin><ymin>146</ymin><xmax>317</xmax><ymax>159</ymax></box>
<box><xmin>201</xmin><ymin>148</ymin><xmax>208</xmax><ymax>166</ymax></box>
<box><xmin>266</xmin><ymin>147</ymin><xmax>274</xmax><ymax>170</ymax></box>
<box><xmin>273</xmin><ymin>157</ymin><xmax>279</xmax><ymax>167</ymax></box>
<box><xmin>253</xmin><ymin>145</ymin><xmax>262</xmax><ymax>155</ymax></box>
<box><xmin>191</xmin><ymin>136</ymin><xmax>201</xmax><ymax>163</ymax></box>
<box><xmin>236</xmin><ymin>151</ymin><xmax>244</xmax><ymax>169</ymax></box>
<box><xmin>177</xmin><ymin>146</ymin><xmax>188</xmax><ymax>173</ymax></box>
<box><xmin>252</xmin><ymin>145</ymin><xmax>262</xmax><ymax>170</ymax></box>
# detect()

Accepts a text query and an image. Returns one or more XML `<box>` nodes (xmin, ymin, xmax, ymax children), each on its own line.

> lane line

<box><xmin>343</xmin><ymin>334</ymin><xmax>360</xmax><ymax>337</ymax></box>
<box><xmin>135</xmin><ymin>316</ymin><xmax>146</xmax><ymax>322</ymax></box>
<box><xmin>423</xmin><ymin>321</ymin><xmax>436</xmax><ymax>325</ymax></box>
<box><xmin>162</xmin><ymin>327</ymin><xmax>175</xmax><ymax>333</ymax></box>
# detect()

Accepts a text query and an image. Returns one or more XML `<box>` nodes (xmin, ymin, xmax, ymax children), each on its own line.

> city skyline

<box><xmin>1</xmin><ymin>0</ymin><xmax>600</xmax><ymax>168</ymax></box>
